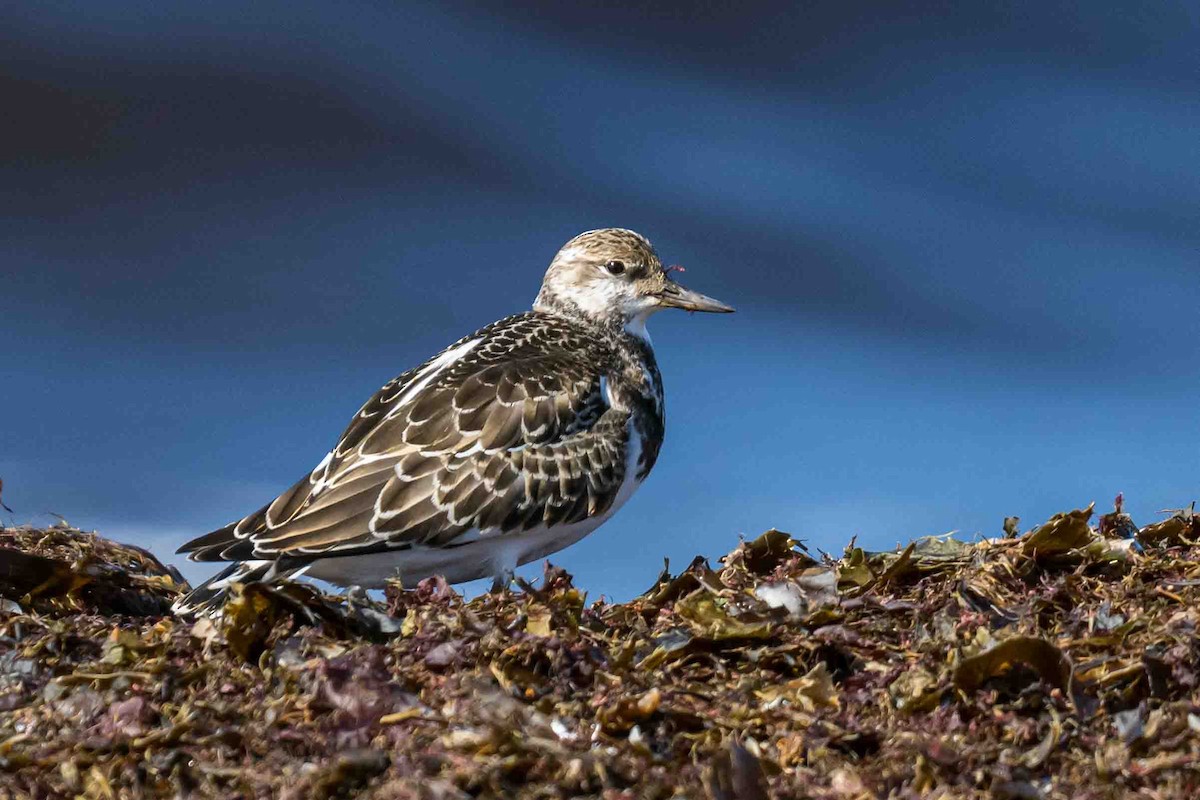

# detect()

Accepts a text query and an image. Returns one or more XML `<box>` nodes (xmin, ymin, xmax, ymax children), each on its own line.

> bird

<box><xmin>173</xmin><ymin>228</ymin><xmax>733</xmax><ymax>615</ymax></box>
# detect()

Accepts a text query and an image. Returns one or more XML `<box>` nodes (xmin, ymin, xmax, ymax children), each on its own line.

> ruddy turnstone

<box><xmin>174</xmin><ymin>228</ymin><xmax>733</xmax><ymax>614</ymax></box>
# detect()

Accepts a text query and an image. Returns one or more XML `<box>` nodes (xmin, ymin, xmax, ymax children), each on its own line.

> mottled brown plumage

<box><xmin>174</xmin><ymin>228</ymin><xmax>732</xmax><ymax>614</ymax></box>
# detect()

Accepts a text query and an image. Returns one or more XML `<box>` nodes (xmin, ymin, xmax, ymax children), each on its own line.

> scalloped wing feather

<box><xmin>176</xmin><ymin>313</ymin><xmax>629</xmax><ymax>563</ymax></box>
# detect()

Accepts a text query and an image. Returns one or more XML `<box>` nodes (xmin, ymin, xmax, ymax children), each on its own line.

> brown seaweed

<box><xmin>1</xmin><ymin>499</ymin><xmax>1198</xmax><ymax>798</ymax></box>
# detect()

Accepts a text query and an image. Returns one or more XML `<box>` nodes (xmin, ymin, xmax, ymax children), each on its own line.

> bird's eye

<box><xmin>604</xmin><ymin>260</ymin><xmax>626</xmax><ymax>276</ymax></box>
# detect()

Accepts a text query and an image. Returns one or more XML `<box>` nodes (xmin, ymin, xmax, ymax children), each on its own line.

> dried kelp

<box><xmin>0</xmin><ymin>525</ymin><xmax>185</xmax><ymax>616</ymax></box>
<box><xmin>1</xmin><ymin>499</ymin><xmax>1199</xmax><ymax>799</ymax></box>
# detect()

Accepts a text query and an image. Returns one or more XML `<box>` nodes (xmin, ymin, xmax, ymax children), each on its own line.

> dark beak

<box><xmin>656</xmin><ymin>279</ymin><xmax>735</xmax><ymax>313</ymax></box>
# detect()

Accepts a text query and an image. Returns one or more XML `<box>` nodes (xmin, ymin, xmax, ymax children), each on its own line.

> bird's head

<box><xmin>534</xmin><ymin>228</ymin><xmax>733</xmax><ymax>333</ymax></box>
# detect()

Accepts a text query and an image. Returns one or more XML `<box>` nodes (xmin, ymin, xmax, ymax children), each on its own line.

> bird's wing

<box><xmin>178</xmin><ymin>315</ymin><xmax>628</xmax><ymax>562</ymax></box>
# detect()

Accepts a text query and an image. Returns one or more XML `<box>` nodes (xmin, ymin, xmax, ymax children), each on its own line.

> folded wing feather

<box><xmin>177</xmin><ymin>315</ymin><xmax>627</xmax><ymax>563</ymax></box>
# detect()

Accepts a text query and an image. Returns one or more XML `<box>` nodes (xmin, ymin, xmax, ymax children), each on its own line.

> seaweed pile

<box><xmin>1</xmin><ymin>499</ymin><xmax>1199</xmax><ymax>798</ymax></box>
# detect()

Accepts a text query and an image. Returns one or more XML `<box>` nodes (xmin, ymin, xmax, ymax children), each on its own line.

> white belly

<box><xmin>304</xmin><ymin>514</ymin><xmax>606</xmax><ymax>587</ymax></box>
<box><xmin>305</xmin><ymin>431</ymin><xmax>646</xmax><ymax>588</ymax></box>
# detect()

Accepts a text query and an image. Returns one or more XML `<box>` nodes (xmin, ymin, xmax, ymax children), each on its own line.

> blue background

<box><xmin>3</xmin><ymin>2</ymin><xmax>1198</xmax><ymax>599</ymax></box>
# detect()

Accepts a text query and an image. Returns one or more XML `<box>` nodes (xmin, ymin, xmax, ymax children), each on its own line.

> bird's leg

<box><xmin>490</xmin><ymin>569</ymin><xmax>514</xmax><ymax>595</ymax></box>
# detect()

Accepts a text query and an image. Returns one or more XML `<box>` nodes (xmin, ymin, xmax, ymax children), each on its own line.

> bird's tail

<box><xmin>171</xmin><ymin>560</ymin><xmax>310</xmax><ymax>618</ymax></box>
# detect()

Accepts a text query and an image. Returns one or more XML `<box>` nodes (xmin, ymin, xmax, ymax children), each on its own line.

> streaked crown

<box><xmin>534</xmin><ymin>228</ymin><xmax>734</xmax><ymax>325</ymax></box>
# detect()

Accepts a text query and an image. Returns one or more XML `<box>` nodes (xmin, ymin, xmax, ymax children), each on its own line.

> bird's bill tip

<box><xmin>656</xmin><ymin>280</ymin><xmax>735</xmax><ymax>313</ymax></box>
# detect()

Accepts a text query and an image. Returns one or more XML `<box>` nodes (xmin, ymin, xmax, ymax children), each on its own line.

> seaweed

<box><xmin>1</xmin><ymin>499</ymin><xmax>1199</xmax><ymax>798</ymax></box>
